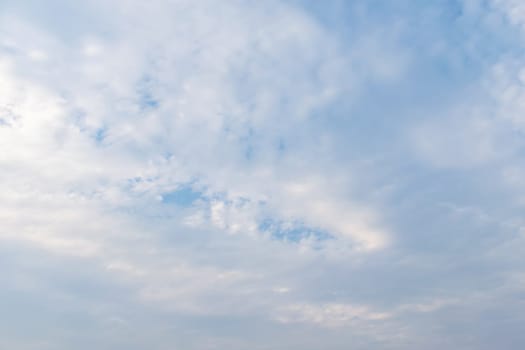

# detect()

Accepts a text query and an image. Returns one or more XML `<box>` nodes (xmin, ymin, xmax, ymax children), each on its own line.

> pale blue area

<box><xmin>161</xmin><ymin>186</ymin><xmax>202</xmax><ymax>206</ymax></box>
<box><xmin>137</xmin><ymin>76</ymin><xmax>159</xmax><ymax>110</ymax></box>
<box><xmin>94</xmin><ymin>127</ymin><xmax>106</xmax><ymax>143</ymax></box>
<box><xmin>259</xmin><ymin>219</ymin><xmax>333</xmax><ymax>243</ymax></box>
<box><xmin>140</xmin><ymin>94</ymin><xmax>159</xmax><ymax>110</ymax></box>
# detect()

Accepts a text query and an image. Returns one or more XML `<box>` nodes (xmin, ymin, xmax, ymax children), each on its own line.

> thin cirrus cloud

<box><xmin>1</xmin><ymin>0</ymin><xmax>525</xmax><ymax>349</ymax></box>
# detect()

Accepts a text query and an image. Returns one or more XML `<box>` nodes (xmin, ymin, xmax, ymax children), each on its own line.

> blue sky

<box><xmin>1</xmin><ymin>0</ymin><xmax>525</xmax><ymax>349</ymax></box>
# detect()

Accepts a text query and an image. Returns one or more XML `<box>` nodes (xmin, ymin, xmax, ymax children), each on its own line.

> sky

<box><xmin>1</xmin><ymin>0</ymin><xmax>525</xmax><ymax>349</ymax></box>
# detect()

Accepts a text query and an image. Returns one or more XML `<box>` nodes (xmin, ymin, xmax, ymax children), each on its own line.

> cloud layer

<box><xmin>1</xmin><ymin>0</ymin><xmax>525</xmax><ymax>349</ymax></box>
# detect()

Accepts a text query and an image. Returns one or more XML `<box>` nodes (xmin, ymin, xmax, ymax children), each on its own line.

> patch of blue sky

<box><xmin>161</xmin><ymin>185</ymin><xmax>202</xmax><ymax>207</ymax></box>
<box><xmin>93</xmin><ymin>127</ymin><xmax>106</xmax><ymax>144</ymax></box>
<box><xmin>136</xmin><ymin>76</ymin><xmax>159</xmax><ymax>110</ymax></box>
<box><xmin>258</xmin><ymin>218</ymin><xmax>334</xmax><ymax>243</ymax></box>
<box><xmin>139</xmin><ymin>91</ymin><xmax>159</xmax><ymax>110</ymax></box>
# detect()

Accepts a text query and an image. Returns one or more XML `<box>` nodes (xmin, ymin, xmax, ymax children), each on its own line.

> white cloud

<box><xmin>275</xmin><ymin>302</ymin><xmax>391</xmax><ymax>327</ymax></box>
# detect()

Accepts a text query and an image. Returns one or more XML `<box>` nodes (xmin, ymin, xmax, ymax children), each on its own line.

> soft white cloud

<box><xmin>274</xmin><ymin>302</ymin><xmax>391</xmax><ymax>327</ymax></box>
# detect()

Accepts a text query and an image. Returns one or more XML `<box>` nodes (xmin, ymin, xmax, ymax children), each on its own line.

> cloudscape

<box><xmin>1</xmin><ymin>1</ymin><xmax>525</xmax><ymax>349</ymax></box>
